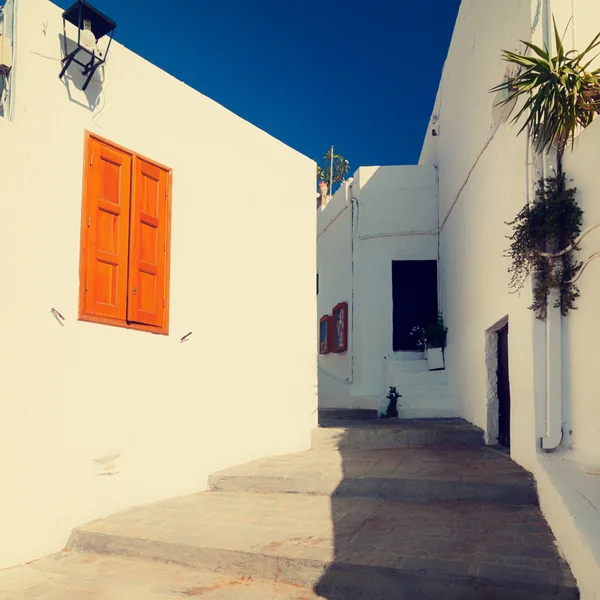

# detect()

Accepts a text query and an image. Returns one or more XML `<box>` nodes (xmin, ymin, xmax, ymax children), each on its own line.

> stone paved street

<box><xmin>67</xmin><ymin>490</ymin><xmax>575</xmax><ymax>587</ymax></box>
<box><xmin>0</xmin><ymin>552</ymin><xmax>324</xmax><ymax>600</ymax></box>
<box><xmin>0</xmin><ymin>419</ymin><xmax>580</xmax><ymax>599</ymax></box>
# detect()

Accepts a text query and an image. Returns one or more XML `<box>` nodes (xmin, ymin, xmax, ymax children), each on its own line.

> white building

<box><xmin>317</xmin><ymin>167</ymin><xmax>455</xmax><ymax>418</ymax></box>
<box><xmin>0</xmin><ymin>0</ymin><xmax>316</xmax><ymax>569</ymax></box>
<box><xmin>318</xmin><ymin>0</ymin><xmax>600</xmax><ymax>595</ymax></box>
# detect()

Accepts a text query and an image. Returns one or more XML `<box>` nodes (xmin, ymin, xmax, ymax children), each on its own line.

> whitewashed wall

<box><xmin>317</xmin><ymin>166</ymin><xmax>438</xmax><ymax>408</ymax></box>
<box><xmin>562</xmin><ymin>119</ymin><xmax>600</xmax><ymax>465</ymax></box>
<box><xmin>419</xmin><ymin>0</ymin><xmax>540</xmax><ymax>468</ymax></box>
<box><xmin>317</xmin><ymin>182</ymin><xmax>352</xmax><ymax>408</ymax></box>
<box><xmin>352</xmin><ymin>166</ymin><xmax>438</xmax><ymax>403</ymax></box>
<box><xmin>0</xmin><ymin>0</ymin><xmax>316</xmax><ymax>568</ymax></box>
<box><xmin>419</xmin><ymin>0</ymin><xmax>600</xmax><ymax>595</ymax></box>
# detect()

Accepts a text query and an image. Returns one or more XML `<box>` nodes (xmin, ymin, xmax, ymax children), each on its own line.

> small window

<box><xmin>332</xmin><ymin>302</ymin><xmax>348</xmax><ymax>353</ymax></box>
<box><xmin>319</xmin><ymin>314</ymin><xmax>332</xmax><ymax>354</ymax></box>
<box><xmin>79</xmin><ymin>132</ymin><xmax>172</xmax><ymax>334</ymax></box>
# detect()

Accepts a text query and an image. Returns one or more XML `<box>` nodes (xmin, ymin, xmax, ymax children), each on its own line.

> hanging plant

<box><xmin>506</xmin><ymin>173</ymin><xmax>583</xmax><ymax>319</ymax></box>
<box><xmin>491</xmin><ymin>18</ymin><xmax>599</xmax><ymax>319</ymax></box>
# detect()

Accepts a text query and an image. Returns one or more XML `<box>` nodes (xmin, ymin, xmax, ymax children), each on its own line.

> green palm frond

<box><xmin>491</xmin><ymin>17</ymin><xmax>600</xmax><ymax>155</ymax></box>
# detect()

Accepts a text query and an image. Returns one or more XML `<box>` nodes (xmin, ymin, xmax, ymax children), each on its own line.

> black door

<box><xmin>497</xmin><ymin>324</ymin><xmax>511</xmax><ymax>448</ymax></box>
<box><xmin>392</xmin><ymin>260</ymin><xmax>438</xmax><ymax>351</ymax></box>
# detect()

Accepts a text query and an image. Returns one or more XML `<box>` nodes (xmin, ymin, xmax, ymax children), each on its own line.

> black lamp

<box><xmin>59</xmin><ymin>0</ymin><xmax>116</xmax><ymax>91</ymax></box>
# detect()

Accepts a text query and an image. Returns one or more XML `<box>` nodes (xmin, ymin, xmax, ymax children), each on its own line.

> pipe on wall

<box><xmin>347</xmin><ymin>189</ymin><xmax>357</xmax><ymax>385</ymax></box>
<box><xmin>540</xmin><ymin>0</ymin><xmax>563</xmax><ymax>451</ymax></box>
<box><xmin>542</xmin><ymin>290</ymin><xmax>563</xmax><ymax>449</ymax></box>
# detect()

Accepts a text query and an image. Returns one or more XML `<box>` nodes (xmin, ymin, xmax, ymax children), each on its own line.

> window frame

<box><xmin>78</xmin><ymin>131</ymin><xmax>173</xmax><ymax>335</ymax></box>
<box><xmin>331</xmin><ymin>302</ymin><xmax>348</xmax><ymax>353</ymax></box>
<box><xmin>319</xmin><ymin>314</ymin><xmax>333</xmax><ymax>354</ymax></box>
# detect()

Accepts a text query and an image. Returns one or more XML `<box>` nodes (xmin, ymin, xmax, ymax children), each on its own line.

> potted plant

<box><xmin>424</xmin><ymin>312</ymin><xmax>448</xmax><ymax>370</ymax></box>
<box><xmin>409</xmin><ymin>313</ymin><xmax>448</xmax><ymax>370</ymax></box>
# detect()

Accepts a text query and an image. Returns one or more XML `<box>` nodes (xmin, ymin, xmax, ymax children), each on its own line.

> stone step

<box><xmin>390</xmin><ymin>351</ymin><xmax>425</xmax><ymax>361</ymax></box>
<box><xmin>68</xmin><ymin>493</ymin><xmax>577</xmax><ymax>600</ymax></box>
<box><xmin>0</xmin><ymin>552</ymin><xmax>325</xmax><ymax>599</ymax></box>
<box><xmin>312</xmin><ymin>418</ymin><xmax>484</xmax><ymax>450</ymax></box>
<box><xmin>386</xmin><ymin>359</ymin><xmax>429</xmax><ymax>374</ymax></box>
<box><xmin>399</xmin><ymin>384</ymin><xmax>453</xmax><ymax>398</ymax></box>
<box><xmin>388</xmin><ymin>370</ymin><xmax>450</xmax><ymax>386</ymax></box>
<box><xmin>208</xmin><ymin>447</ymin><xmax>538</xmax><ymax>506</ymax></box>
<box><xmin>318</xmin><ymin>408</ymin><xmax>378</xmax><ymax>423</ymax></box>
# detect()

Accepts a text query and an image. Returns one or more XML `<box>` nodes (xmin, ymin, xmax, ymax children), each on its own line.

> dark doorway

<box><xmin>497</xmin><ymin>323</ymin><xmax>511</xmax><ymax>448</ymax></box>
<box><xmin>392</xmin><ymin>260</ymin><xmax>438</xmax><ymax>351</ymax></box>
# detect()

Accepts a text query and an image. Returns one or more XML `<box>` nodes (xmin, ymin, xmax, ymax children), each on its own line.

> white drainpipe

<box><xmin>542</xmin><ymin>290</ymin><xmax>562</xmax><ymax>449</ymax></box>
<box><xmin>347</xmin><ymin>185</ymin><xmax>357</xmax><ymax>385</ymax></box>
<box><xmin>540</xmin><ymin>0</ymin><xmax>562</xmax><ymax>451</ymax></box>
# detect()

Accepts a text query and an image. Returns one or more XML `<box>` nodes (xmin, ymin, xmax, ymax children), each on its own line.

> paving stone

<box><xmin>312</xmin><ymin>418</ymin><xmax>485</xmax><ymax>450</ymax></box>
<box><xmin>3</xmin><ymin>419</ymin><xmax>579</xmax><ymax>599</ymax></box>
<box><xmin>67</xmin><ymin>492</ymin><xmax>577</xmax><ymax>598</ymax></box>
<box><xmin>0</xmin><ymin>553</ymin><xmax>324</xmax><ymax>599</ymax></box>
<box><xmin>209</xmin><ymin>446</ymin><xmax>537</xmax><ymax>505</ymax></box>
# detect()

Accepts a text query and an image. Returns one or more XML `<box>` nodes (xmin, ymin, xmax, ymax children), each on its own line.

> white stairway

<box><xmin>382</xmin><ymin>351</ymin><xmax>456</xmax><ymax>418</ymax></box>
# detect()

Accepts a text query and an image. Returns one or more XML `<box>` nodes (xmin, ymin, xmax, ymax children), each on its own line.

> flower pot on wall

<box><xmin>426</xmin><ymin>347</ymin><xmax>444</xmax><ymax>371</ymax></box>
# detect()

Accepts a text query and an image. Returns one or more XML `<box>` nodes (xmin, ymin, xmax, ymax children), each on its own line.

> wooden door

<box><xmin>497</xmin><ymin>324</ymin><xmax>511</xmax><ymax>448</ymax></box>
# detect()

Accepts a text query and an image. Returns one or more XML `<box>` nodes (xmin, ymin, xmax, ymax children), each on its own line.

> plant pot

<box><xmin>426</xmin><ymin>347</ymin><xmax>444</xmax><ymax>371</ymax></box>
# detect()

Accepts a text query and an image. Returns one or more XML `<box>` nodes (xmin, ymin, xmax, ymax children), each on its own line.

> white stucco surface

<box><xmin>561</xmin><ymin>119</ymin><xmax>600</xmax><ymax>465</ymax></box>
<box><xmin>417</xmin><ymin>0</ymin><xmax>600</xmax><ymax>595</ymax></box>
<box><xmin>317</xmin><ymin>182</ymin><xmax>352</xmax><ymax>408</ymax></box>
<box><xmin>317</xmin><ymin>166</ymin><xmax>449</xmax><ymax>412</ymax></box>
<box><xmin>419</xmin><ymin>0</ymin><xmax>539</xmax><ymax>465</ymax></box>
<box><xmin>0</xmin><ymin>0</ymin><xmax>316</xmax><ymax>568</ymax></box>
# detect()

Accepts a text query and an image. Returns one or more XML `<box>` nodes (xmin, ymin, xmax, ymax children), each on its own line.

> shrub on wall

<box><xmin>492</xmin><ymin>18</ymin><xmax>598</xmax><ymax>319</ymax></box>
<box><xmin>506</xmin><ymin>173</ymin><xmax>583</xmax><ymax>319</ymax></box>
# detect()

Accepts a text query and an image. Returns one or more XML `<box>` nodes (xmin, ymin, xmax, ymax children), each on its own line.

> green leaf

<box><xmin>553</xmin><ymin>17</ymin><xmax>565</xmax><ymax>61</ymax></box>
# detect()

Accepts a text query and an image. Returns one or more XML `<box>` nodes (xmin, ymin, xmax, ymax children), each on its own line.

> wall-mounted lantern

<box><xmin>59</xmin><ymin>0</ymin><xmax>116</xmax><ymax>91</ymax></box>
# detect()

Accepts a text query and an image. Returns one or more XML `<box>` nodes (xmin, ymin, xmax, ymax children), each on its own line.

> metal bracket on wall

<box><xmin>51</xmin><ymin>308</ymin><xmax>66</xmax><ymax>326</ymax></box>
<box><xmin>180</xmin><ymin>331</ymin><xmax>192</xmax><ymax>343</ymax></box>
<box><xmin>568</xmin><ymin>250</ymin><xmax>600</xmax><ymax>284</ymax></box>
<box><xmin>541</xmin><ymin>221</ymin><xmax>600</xmax><ymax>284</ymax></box>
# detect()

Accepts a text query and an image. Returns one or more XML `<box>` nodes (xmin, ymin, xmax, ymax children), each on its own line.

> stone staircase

<box><xmin>384</xmin><ymin>352</ymin><xmax>455</xmax><ymax>418</ymax></box>
<box><xmin>67</xmin><ymin>416</ymin><xmax>579</xmax><ymax>599</ymax></box>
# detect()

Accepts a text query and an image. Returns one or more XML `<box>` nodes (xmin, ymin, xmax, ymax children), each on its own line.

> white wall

<box><xmin>317</xmin><ymin>182</ymin><xmax>352</xmax><ymax>408</ymax></box>
<box><xmin>419</xmin><ymin>0</ymin><xmax>541</xmax><ymax>469</ymax></box>
<box><xmin>352</xmin><ymin>166</ymin><xmax>438</xmax><ymax>403</ymax></box>
<box><xmin>0</xmin><ymin>0</ymin><xmax>316</xmax><ymax>568</ymax></box>
<box><xmin>421</xmin><ymin>0</ymin><xmax>600</xmax><ymax>472</ymax></box>
<box><xmin>419</xmin><ymin>0</ymin><xmax>600</xmax><ymax>594</ymax></box>
<box><xmin>562</xmin><ymin>118</ymin><xmax>600</xmax><ymax>464</ymax></box>
<box><xmin>317</xmin><ymin>165</ymin><xmax>438</xmax><ymax>408</ymax></box>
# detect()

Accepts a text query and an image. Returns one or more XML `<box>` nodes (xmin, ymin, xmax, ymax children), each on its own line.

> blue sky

<box><xmin>56</xmin><ymin>0</ymin><xmax>461</xmax><ymax>173</ymax></box>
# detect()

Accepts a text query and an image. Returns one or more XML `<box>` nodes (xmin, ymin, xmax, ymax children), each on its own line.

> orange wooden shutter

<box><xmin>81</xmin><ymin>137</ymin><xmax>132</xmax><ymax>320</ymax></box>
<box><xmin>127</xmin><ymin>157</ymin><xmax>170</xmax><ymax>328</ymax></box>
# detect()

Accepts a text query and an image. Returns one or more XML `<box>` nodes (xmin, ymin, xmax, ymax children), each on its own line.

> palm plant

<box><xmin>316</xmin><ymin>148</ymin><xmax>350</xmax><ymax>191</ymax></box>
<box><xmin>491</xmin><ymin>19</ymin><xmax>600</xmax><ymax>167</ymax></box>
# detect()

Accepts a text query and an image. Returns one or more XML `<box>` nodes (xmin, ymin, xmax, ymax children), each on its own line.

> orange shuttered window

<box><xmin>127</xmin><ymin>158</ymin><xmax>170</xmax><ymax>328</ymax></box>
<box><xmin>79</xmin><ymin>133</ymin><xmax>171</xmax><ymax>334</ymax></box>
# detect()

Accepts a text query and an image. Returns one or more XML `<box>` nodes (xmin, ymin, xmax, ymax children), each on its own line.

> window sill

<box><xmin>78</xmin><ymin>313</ymin><xmax>169</xmax><ymax>335</ymax></box>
